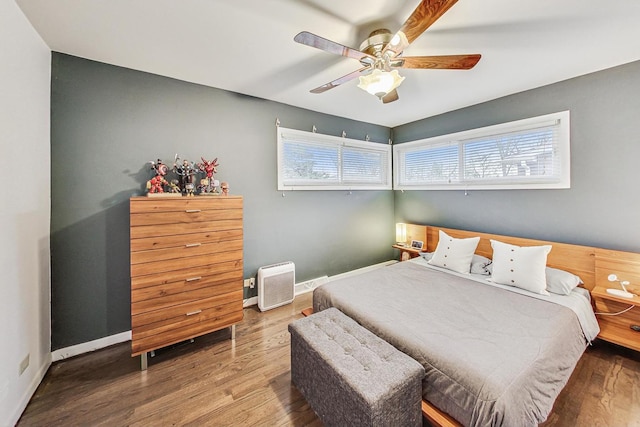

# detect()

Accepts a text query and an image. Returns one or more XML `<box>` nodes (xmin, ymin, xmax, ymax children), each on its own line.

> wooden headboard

<box><xmin>402</xmin><ymin>224</ymin><xmax>640</xmax><ymax>293</ymax></box>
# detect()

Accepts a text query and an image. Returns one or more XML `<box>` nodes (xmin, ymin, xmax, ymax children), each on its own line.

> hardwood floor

<box><xmin>18</xmin><ymin>292</ymin><xmax>640</xmax><ymax>427</ymax></box>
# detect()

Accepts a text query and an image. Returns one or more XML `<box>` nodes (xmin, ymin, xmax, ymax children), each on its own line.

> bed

<box><xmin>311</xmin><ymin>225</ymin><xmax>602</xmax><ymax>427</ymax></box>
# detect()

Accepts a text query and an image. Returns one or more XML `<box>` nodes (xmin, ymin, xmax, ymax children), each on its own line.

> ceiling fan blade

<box><xmin>397</xmin><ymin>54</ymin><xmax>481</xmax><ymax>69</ymax></box>
<box><xmin>382</xmin><ymin>89</ymin><xmax>399</xmax><ymax>103</ymax></box>
<box><xmin>295</xmin><ymin>31</ymin><xmax>375</xmax><ymax>64</ymax></box>
<box><xmin>310</xmin><ymin>67</ymin><xmax>370</xmax><ymax>94</ymax></box>
<box><xmin>383</xmin><ymin>0</ymin><xmax>459</xmax><ymax>57</ymax></box>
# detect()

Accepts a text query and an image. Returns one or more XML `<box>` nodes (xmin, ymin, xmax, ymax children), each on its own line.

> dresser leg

<box><xmin>231</xmin><ymin>324</ymin><xmax>236</xmax><ymax>340</ymax></box>
<box><xmin>140</xmin><ymin>352</ymin><xmax>148</xmax><ymax>371</ymax></box>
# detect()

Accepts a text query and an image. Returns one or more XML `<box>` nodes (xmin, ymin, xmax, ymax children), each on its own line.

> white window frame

<box><xmin>277</xmin><ymin>127</ymin><xmax>392</xmax><ymax>191</ymax></box>
<box><xmin>393</xmin><ymin>111</ymin><xmax>571</xmax><ymax>190</ymax></box>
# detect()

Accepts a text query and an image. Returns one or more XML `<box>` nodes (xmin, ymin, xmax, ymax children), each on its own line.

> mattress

<box><xmin>312</xmin><ymin>260</ymin><xmax>598</xmax><ymax>427</ymax></box>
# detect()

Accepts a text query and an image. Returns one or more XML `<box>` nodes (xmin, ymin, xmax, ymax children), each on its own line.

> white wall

<box><xmin>0</xmin><ymin>0</ymin><xmax>51</xmax><ymax>424</ymax></box>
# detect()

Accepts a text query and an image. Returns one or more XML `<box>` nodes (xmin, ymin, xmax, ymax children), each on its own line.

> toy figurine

<box><xmin>146</xmin><ymin>159</ymin><xmax>169</xmax><ymax>194</ymax></box>
<box><xmin>197</xmin><ymin>157</ymin><xmax>220</xmax><ymax>194</ymax></box>
<box><xmin>185</xmin><ymin>181</ymin><xmax>196</xmax><ymax>197</ymax></box>
<box><xmin>220</xmin><ymin>181</ymin><xmax>229</xmax><ymax>196</ymax></box>
<box><xmin>197</xmin><ymin>178</ymin><xmax>209</xmax><ymax>194</ymax></box>
<box><xmin>168</xmin><ymin>179</ymin><xmax>181</xmax><ymax>193</ymax></box>
<box><xmin>173</xmin><ymin>155</ymin><xmax>198</xmax><ymax>195</ymax></box>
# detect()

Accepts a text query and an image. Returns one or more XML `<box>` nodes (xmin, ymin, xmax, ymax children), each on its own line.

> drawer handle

<box><xmin>185</xmin><ymin>276</ymin><xmax>202</xmax><ymax>282</ymax></box>
<box><xmin>185</xmin><ymin>243</ymin><xmax>201</xmax><ymax>248</ymax></box>
<box><xmin>185</xmin><ymin>209</ymin><xmax>201</xmax><ymax>213</ymax></box>
<box><xmin>186</xmin><ymin>310</ymin><xmax>202</xmax><ymax>316</ymax></box>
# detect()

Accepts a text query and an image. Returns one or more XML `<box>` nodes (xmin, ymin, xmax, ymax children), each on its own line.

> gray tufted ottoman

<box><xmin>289</xmin><ymin>307</ymin><xmax>425</xmax><ymax>427</ymax></box>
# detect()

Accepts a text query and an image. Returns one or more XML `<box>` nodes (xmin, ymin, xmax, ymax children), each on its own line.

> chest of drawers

<box><xmin>130</xmin><ymin>196</ymin><xmax>243</xmax><ymax>368</ymax></box>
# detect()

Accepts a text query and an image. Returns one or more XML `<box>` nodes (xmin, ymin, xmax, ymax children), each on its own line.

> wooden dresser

<box><xmin>129</xmin><ymin>196</ymin><xmax>244</xmax><ymax>369</ymax></box>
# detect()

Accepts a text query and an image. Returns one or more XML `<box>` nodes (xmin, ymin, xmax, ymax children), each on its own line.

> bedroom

<box><xmin>2</xmin><ymin>0</ymin><xmax>640</xmax><ymax>425</ymax></box>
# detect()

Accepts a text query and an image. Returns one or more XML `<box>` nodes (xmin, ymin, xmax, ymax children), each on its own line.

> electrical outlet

<box><xmin>243</xmin><ymin>278</ymin><xmax>252</xmax><ymax>288</ymax></box>
<box><xmin>249</xmin><ymin>278</ymin><xmax>255</xmax><ymax>288</ymax></box>
<box><xmin>19</xmin><ymin>354</ymin><xmax>29</xmax><ymax>376</ymax></box>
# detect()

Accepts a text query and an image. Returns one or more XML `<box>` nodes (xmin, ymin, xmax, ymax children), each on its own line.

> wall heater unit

<box><xmin>258</xmin><ymin>262</ymin><xmax>295</xmax><ymax>311</ymax></box>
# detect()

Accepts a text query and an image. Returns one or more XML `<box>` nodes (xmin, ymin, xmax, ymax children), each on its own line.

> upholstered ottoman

<box><xmin>289</xmin><ymin>307</ymin><xmax>424</xmax><ymax>427</ymax></box>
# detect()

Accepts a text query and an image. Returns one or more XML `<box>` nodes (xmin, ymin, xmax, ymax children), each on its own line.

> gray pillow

<box><xmin>470</xmin><ymin>254</ymin><xmax>492</xmax><ymax>275</ymax></box>
<box><xmin>420</xmin><ymin>252</ymin><xmax>433</xmax><ymax>261</ymax></box>
<box><xmin>545</xmin><ymin>267</ymin><xmax>583</xmax><ymax>295</ymax></box>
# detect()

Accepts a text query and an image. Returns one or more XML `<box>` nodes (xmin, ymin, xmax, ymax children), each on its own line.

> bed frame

<box><xmin>407</xmin><ymin>224</ymin><xmax>640</xmax><ymax>426</ymax></box>
<box><xmin>303</xmin><ymin>224</ymin><xmax>640</xmax><ymax>427</ymax></box>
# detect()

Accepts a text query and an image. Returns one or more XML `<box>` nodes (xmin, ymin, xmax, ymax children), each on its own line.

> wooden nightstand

<box><xmin>591</xmin><ymin>286</ymin><xmax>640</xmax><ymax>352</ymax></box>
<box><xmin>392</xmin><ymin>244</ymin><xmax>424</xmax><ymax>261</ymax></box>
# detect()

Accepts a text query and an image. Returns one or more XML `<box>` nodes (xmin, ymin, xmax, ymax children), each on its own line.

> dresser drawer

<box><xmin>131</xmin><ymin>260</ymin><xmax>242</xmax><ymax>289</ymax></box>
<box><xmin>132</xmin><ymin>269</ymin><xmax>241</xmax><ymax>303</ymax></box>
<box><xmin>130</xmin><ymin>196</ymin><xmax>242</xmax><ymax>214</ymax></box>
<box><xmin>130</xmin><ymin>219</ymin><xmax>242</xmax><ymax>240</ymax></box>
<box><xmin>132</xmin><ymin>290</ymin><xmax>243</xmax><ymax>329</ymax></box>
<box><xmin>132</xmin><ymin>278</ymin><xmax>241</xmax><ymax>315</ymax></box>
<box><xmin>130</xmin><ymin>208</ymin><xmax>242</xmax><ymax>227</ymax></box>
<box><xmin>131</xmin><ymin>228</ymin><xmax>243</xmax><ymax>252</ymax></box>
<box><xmin>131</xmin><ymin>249</ymin><xmax>242</xmax><ymax>277</ymax></box>
<box><xmin>131</xmin><ymin>306</ymin><xmax>243</xmax><ymax>356</ymax></box>
<box><xmin>131</xmin><ymin>239</ymin><xmax>242</xmax><ymax>266</ymax></box>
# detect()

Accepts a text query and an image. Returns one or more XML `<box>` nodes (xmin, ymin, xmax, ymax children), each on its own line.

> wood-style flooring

<box><xmin>18</xmin><ymin>292</ymin><xmax>640</xmax><ymax>426</ymax></box>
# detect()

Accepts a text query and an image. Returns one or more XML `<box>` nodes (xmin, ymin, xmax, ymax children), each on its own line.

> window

<box><xmin>277</xmin><ymin>127</ymin><xmax>392</xmax><ymax>190</ymax></box>
<box><xmin>393</xmin><ymin>111</ymin><xmax>570</xmax><ymax>190</ymax></box>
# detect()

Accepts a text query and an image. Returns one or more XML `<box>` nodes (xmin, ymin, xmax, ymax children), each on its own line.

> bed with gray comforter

<box><xmin>313</xmin><ymin>259</ymin><xmax>598</xmax><ymax>427</ymax></box>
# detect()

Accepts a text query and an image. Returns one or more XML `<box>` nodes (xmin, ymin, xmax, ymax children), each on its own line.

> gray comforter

<box><xmin>313</xmin><ymin>261</ymin><xmax>588</xmax><ymax>427</ymax></box>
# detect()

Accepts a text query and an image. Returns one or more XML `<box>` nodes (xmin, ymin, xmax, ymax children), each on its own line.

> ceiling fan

<box><xmin>294</xmin><ymin>0</ymin><xmax>481</xmax><ymax>103</ymax></box>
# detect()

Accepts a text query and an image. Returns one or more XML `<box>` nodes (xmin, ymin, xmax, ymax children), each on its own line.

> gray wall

<box><xmin>393</xmin><ymin>60</ymin><xmax>640</xmax><ymax>253</ymax></box>
<box><xmin>51</xmin><ymin>53</ymin><xmax>393</xmax><ymax>350</ymax></box>
<box><xmin>51</xmin><ymin>52</ymin><xmax>640</xmax><ymax>350</ymax></box>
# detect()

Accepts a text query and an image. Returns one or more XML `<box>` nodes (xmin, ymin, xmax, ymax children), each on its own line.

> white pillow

<box><xmin>429</xmin><ymin>230</ymin><xmax>480</xmax><ymax>274</ymax></box>
<box><xmin>490</xmin><ymin>240</ymin><xmax>551</xmax><ymax>295</ymax></box>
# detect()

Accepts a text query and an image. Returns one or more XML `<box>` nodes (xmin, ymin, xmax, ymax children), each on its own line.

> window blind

<box><xmin>278</xmin><ymin>127</ymin><xmax>391</xmax><ymax>190</ymax></box>
<box><xmin>394</xmin><ymin>111</ymin><xmax>570</xmax><ymax>190</ymax></box>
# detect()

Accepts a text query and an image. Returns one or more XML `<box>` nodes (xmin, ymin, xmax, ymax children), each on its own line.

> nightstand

<box><xmin>392</xmin><ymin>244</ymin><xmax>424</xmax><ymax>261</ymax></box>
<box><xmin>591</xmin><ymin>286</ymin><xmax>640</xmax><ymax>352</ymax></box>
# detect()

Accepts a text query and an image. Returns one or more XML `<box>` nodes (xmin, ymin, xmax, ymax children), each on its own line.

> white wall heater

<box><xmin>257</xmin><ymin>261</ymin><xmax>295</xmax><ymax>311</ymax></box>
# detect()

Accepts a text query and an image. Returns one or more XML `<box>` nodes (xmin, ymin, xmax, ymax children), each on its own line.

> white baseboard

<box><xmin>51</xmin><ymin>330</ymin><xmax>132</xmax><ymax>362</ymax></box>
<box><xmin>294</xmin><ymin>275</ymin><xmax>329</xmax><ymax>296</ymax></box>
<box><xmin>9</xmin><ymin>355</ymin><xmax>51</xmax><ymax>426</ymax></box>
<box><xmin>327</xmin><ymin>260</ymin><xmax>396</xmax><ymax>282</ymax></box>
<box><xmin>243</xmin><ymin>296</ymin><xmax>258</xmax><ymax>307</ymax></box>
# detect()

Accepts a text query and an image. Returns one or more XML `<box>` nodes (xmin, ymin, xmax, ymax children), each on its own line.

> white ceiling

<box><xmin>16</xmin><ymin>0</ymin><xmax>640</xmax><ymax>127</ymax></box>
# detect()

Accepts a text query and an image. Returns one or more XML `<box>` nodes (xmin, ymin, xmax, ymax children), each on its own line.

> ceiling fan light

<box><xmin>357</xmin><ymin>69</ymin><xmax>405</xmax><ymax>99</ymax></box>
